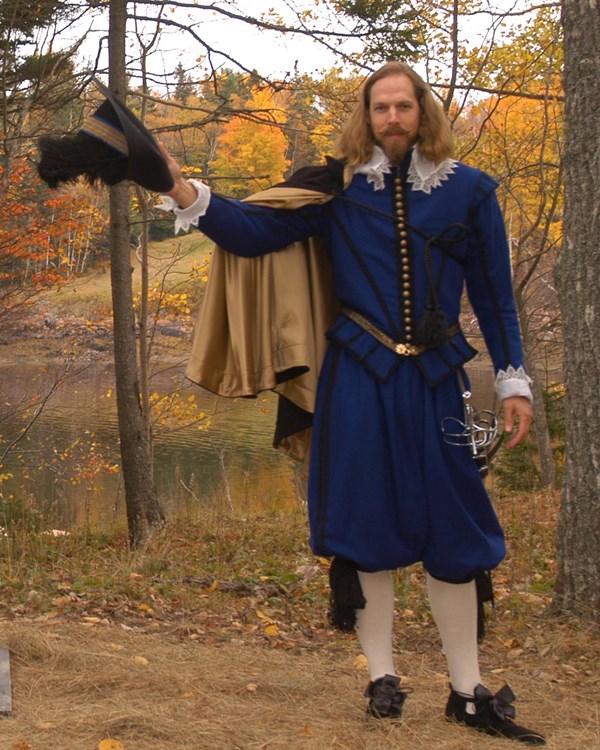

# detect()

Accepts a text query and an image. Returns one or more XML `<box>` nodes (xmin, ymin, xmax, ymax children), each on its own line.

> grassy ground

<box><xmin>0</xmin><ymin>489</ymin><xmax>598</xmax><ymax>750</ymax></box>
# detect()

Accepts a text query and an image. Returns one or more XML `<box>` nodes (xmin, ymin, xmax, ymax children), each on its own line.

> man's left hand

<box><xmin>502</xmin><ymin>396</ymin><xmax>533</xmax><ymax>449</ymax></box>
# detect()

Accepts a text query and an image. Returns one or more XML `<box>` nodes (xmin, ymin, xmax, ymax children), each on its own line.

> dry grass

<box><xmin>0</xmin><ymin>490</ymin><xmax>598</xmax><ymax>750</ymax></box>
<box><xmin>0</xmin><ymin>617</ymin><xmax>597</xmax><ymax>750</ymax></box>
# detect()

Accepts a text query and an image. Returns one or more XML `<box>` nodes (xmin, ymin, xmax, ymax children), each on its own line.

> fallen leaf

<box><xmin>98</xmin><ymin>740</ymin><xmax>126</xmax><ymax>750</ymax></box>
<box><xmin>133</xmin><ymin>655</ymin><xmax>149</xmax><ymax>667</ymax></box>
<box><xmin>51</xmin><ymin>595</ymin><xmax>72</xmax><ymax>608</ymax></box>
<box><xmin>255</xmin><ymin>609</ymin><xmax>276</xmax><ymax>624</ymax></box>
<box><xmin>264</xmin><ymin>623</ymin><xmax>279</xmax><ymax>636</ymax></box>
<box><xmin>353</xmin><ymin>654</ymin><xmax>369</xmax><ymax>671</ymax></box>
<box><xmin>561</xmin><ymin>663</ymin><xmax>579</xmax><ymax>675</ymax></box>
<box><xmin>246</xmin><ymin>683</ymin><xmax>259</xmax><ymax>692</ymax></box>
<box><xmin>303</xmin><ymin>724</ymin><xmax>314</xmax><ymax>736</ymax></box>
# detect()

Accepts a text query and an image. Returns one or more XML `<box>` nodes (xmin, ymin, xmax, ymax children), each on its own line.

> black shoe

<box><xmin>365</xmin><ymin>674</ymin><xmax>409</xmax><ymax>719</ymax></box>
<box><xmin>446</xmin><ymin>683</ymin><xmax>546</xmax><ymax>745</ymax></box>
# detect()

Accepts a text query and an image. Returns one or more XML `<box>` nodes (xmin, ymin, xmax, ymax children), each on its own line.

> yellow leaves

<box><xmin>149</xmin><ymin>390</ymin><xmax>210</xmax><ymax>432</ymax></box>
<box><xmin>133</xmin><ymin>284</ymin><xmax>192</xmax><ymax>319</ymax></box>
<box><xmin>133</xmin><ymin>655</ymin><xmax>149</xmax><ymax>667</ymax></box>
<box><xmin>353</xmin><ymin>654</ymin><xmax>369</xmax><ymax>671</ymax></box>
<box><xmin>256</xmin><ymin>609</ymin><xmax>279</xmax><ymax>637</ymax></box>
<box><xmin>98</xmin><ymin>740</ymin><xmax>126</xmax><ymax>750</ymax></box>
<box><xmin>209</xmin><ymin>87</ymin><xmax>291</xmax><ymax>198</ymax></box>
<box><xmin>190</xmin><ymin>255</ymin><xmax>210</xmax><ymax>284</ymax></box>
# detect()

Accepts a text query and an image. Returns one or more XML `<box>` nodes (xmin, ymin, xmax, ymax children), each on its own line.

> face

<box><xmin>368</xmin><ymin>73</ymin><xmax>421</xmax><ymax>163</ymax></box>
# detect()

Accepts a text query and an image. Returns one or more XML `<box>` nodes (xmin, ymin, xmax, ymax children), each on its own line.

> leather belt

<box><xmin>342</xmin><ymin>308</ymin><xmax>460</xmax><ymax>357</ymax></box>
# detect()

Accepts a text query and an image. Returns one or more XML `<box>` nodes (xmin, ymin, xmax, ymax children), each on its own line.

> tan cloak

<box><xmin>184</xmin><ymin>185</ymin><xmax>345</xmax><ymax>463</ymax></box>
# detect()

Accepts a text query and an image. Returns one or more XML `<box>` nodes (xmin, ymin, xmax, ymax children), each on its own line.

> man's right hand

<box><xmin>158</xmin><ymin>143</ymin><xmax>199</xmax><ymax>208</ymax></box>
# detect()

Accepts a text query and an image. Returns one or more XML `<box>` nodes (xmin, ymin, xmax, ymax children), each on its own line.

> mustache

<box><xmin>383</xmin><ymin>127</ymin><xmax>411</xmax><ymax>136</ymax></box>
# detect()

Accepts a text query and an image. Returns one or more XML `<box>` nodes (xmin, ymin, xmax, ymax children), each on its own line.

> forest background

<box><xmin>0</xmin><ymin>2</ymin><xmax>598</xmax><ymax>749</ymax></box>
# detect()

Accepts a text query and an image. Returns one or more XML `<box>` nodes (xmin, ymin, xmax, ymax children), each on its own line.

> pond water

<box><xmin>0</xmin><ymin>358</ymin><xmax>303</xmax><ymax>530</ymax></box>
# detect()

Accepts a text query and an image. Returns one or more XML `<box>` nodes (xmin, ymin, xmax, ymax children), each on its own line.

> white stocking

<box><xmin>426</xmin><ymin>573</ymin><xmax>481</xmax><ymax>696</ymax></box>
<box><xmin>356</xmin><ymin>570</ymin><xmax>396</xmax><ymax>681</ymax></box>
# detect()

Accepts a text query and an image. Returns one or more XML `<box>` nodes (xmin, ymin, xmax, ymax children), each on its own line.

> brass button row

<box><xmin>395</xmin><ymin>176</ymin><xmax>413</xmax><ymax>341</ymax></box>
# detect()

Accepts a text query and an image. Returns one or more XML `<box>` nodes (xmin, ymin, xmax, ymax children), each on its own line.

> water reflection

<box><xmin>0</xmin><ymin>359</ymin><xmax>304</xmax><ymax>530</ymax></box>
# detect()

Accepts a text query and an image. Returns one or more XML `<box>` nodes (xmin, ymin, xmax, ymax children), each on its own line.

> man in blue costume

<box><xmin>160</xmin><ymin>62</ymin><xmax>545</xmax><ymax>744</ymax></box>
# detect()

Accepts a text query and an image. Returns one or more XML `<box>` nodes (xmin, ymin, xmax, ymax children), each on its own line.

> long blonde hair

<box><xmin>336</xmin><ymin>62</ymin><xmax>455</xmax><ymax>167</ymax></box>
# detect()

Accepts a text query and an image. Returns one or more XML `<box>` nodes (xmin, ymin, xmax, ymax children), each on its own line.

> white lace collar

<box><xmin>354</xmin><ymin>144</ymin><xmax>458</xmax><ymax>194</ymax></box>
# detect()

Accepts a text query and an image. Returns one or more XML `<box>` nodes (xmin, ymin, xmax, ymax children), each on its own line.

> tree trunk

<box><xmin>515</xmin><ymin>290</ymin><xmax>556</xmax><ymax>488</ymax></box>
<box><xmin>553</xmin><ymin>0</ymin><xmax>600</xmax><ymax>619</ymax></box>
<box><xmin>108</xmin><ymin>0</ymin><xmax>164</xmax><ymax>546</ymax></box>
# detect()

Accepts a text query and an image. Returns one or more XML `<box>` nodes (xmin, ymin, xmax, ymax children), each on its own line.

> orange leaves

<box><xmin>41</xmin><ymin>433</ymin><xmax>120</xmax><ymax>487</ymax></box>
<box><xmin>0</xmin><ymin>158</ymin><xmax>108</xmax><ymax>291</ymax></box>
<box><xmin>209</xmin><ymin>87</ymin><xmax>291</xmax><ymax>198</ymax></box>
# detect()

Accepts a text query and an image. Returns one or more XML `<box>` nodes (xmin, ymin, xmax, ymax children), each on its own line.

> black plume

<box><xmin>37</xmin><ymin>134</ymin><xmax>128</xmax><ymax>189</ymax></box>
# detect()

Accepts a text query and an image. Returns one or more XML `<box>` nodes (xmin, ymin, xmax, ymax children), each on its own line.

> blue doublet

<box><xmin>196</xmin><ymin>151</ymin><xmax>524</xmax><ymax>579</ymax></box>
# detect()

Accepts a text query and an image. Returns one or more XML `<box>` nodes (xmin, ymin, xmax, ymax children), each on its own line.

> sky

<box><xmin>68</xmin><ymin>1</ymin><xmax>356</xmax><ymax>86</ymax></box>
<box><xmin>63</xmin><ymin>0</ymin><xmax>542</xmax><ymax>88</ymax></box>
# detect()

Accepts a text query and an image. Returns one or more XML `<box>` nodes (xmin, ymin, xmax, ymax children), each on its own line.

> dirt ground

<box><xmin>0</xmin><ymin>611</ymin><xmax>598</xmax><ymax>750</ymax></box>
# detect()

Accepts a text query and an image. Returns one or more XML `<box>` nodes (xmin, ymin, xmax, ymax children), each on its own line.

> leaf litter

<box><xmin>0</xmin><ymin>491</ymin><xmax>597</xmax><ymax>749</ymax></box>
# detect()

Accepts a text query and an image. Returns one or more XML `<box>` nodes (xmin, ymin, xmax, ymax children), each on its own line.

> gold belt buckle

<box><xmin>394</xmin><ymin>342</ymin><xmax>419</xmax><ymax>356</ymax></box>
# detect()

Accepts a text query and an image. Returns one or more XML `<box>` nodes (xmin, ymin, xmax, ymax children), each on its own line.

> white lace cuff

<box><xmin>157</xmin><ymin>179</ymin><xmax>211</xmax><ymax>234</ymax></box>
<box><xmin>494</xmin><ymin>365</ymin><xmax>533</xmax><ymax>402</ymax></box>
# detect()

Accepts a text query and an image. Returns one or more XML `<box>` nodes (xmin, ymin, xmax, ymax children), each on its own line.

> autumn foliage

<box><xmin>0</xmin><ymin>158</ymin><xmax>109</xmax><ymax>328</ymax></box>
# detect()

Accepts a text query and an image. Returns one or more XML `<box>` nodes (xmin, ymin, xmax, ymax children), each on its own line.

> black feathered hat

<box><xmin>37</xmin><ymin>79</ymin><xmax>174</xmax><ymax>193</ymax></box>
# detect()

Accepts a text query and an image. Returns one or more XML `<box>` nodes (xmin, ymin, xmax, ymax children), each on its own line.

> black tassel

<box><xmin>413</xmin><ymin>303</ymin><xmax>450</xmax><ymax>348</ymax></box>
<box><xmin>327</xmin><ymin>558</ymin><xmax>366</xmax><ymax>632</ymax></box>
<box><xmin>475</xmin><ymin>571</ymin><xmax>494</xmax><ymax>642</ymax></box>
<box><xmin>37</xmin><ymin>134</ymin><xmax>129</xmax><ymax>189</ymax></box>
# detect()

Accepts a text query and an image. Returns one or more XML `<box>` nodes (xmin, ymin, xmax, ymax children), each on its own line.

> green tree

<box><xmin>324</xmin><ymin>0</ymin><xmax>419</xmax><ymax>63</ymax></box>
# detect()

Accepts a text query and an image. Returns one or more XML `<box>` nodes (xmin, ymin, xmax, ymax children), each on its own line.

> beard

<box><xmin>375</xmin><ymin>129</ymin><xmax>416</xmax><ymax>164</ymax></box>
